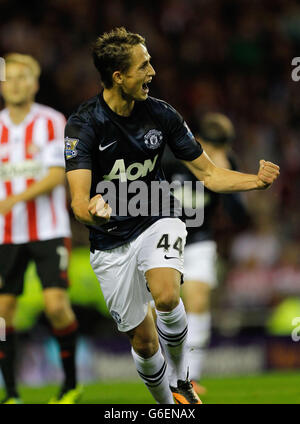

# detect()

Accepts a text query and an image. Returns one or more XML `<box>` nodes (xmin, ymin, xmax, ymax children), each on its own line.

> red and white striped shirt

<box><xmin>0</xmin><ymin>103</ymin><xmax>71</xmax><ymax>244</ymax></box>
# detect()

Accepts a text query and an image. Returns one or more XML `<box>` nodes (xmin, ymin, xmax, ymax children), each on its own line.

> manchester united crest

<box><xmin>144</xmin><ymin>129</ymin><xmax>163</xmax><ymax>149</ymax></box>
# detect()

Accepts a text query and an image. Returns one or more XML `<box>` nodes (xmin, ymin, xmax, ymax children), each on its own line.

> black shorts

<box><xmin>0</xmin><ymin>238</ymin><xmax>71</xmax><ymax>296</ymax></box>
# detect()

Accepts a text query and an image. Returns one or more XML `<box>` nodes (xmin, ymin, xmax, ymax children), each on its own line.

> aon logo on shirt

<box><xmin>103</xmin><ymin>154</ymin><xmax>158</xmax><ymax>182</ymax></box>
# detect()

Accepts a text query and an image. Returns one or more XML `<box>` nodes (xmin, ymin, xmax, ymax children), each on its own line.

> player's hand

<box><xmin>88</xmin><ymin>194</ymin><xmax>112</xmax><ymax>224</ymax></box>
<box><xmin>0</xmin><ymin>197</ymin><xmax>17</xmax><ymax>216</ymax></box>
<box><xmin>256</xmin><ymin>160</ymin><xmax>280</xmax><ymax>190</ymax></box>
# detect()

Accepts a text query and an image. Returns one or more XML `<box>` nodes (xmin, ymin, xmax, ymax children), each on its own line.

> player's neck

<box><xmin>103</xmin><ymin>88</ymin><xmax>134</xmax><ymax>117</ymax></box>
<box><xmin>7</xmin><ymin>101</ymin><xmax>33</xmax><ymax>125</ymax></box>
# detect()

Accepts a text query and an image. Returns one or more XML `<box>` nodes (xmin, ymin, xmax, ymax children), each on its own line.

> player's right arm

<box><xmin>67</xmin><ymin>169</ymin><xmax>111</xmax><ymax>226</ymax></box>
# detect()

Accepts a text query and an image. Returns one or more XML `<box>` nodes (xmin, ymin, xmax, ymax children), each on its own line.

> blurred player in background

<box><xmin>65</xmin><ymin>27</ymin><xmax>279</xmax><ymax>404</ymax></box>
<box><xmin>163</xmin><ymin>113</ymin><xmax>250</xmax><ymax>394</ymax></box>
<box><xmin>0</xmin><ymin>54</ymin><xmax>81</xmax><ymax>404</ymax></box>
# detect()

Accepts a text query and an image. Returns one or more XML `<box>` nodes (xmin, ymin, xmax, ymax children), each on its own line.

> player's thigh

<box><xmin>30</xmin><ymin>238</ymin><xmax>70</xmax><ymax>290</ymax></box>
<box><xmin>137</xmin><ymin>218</ymin><xmax>187</xmax><ymax>310</ymax></box>
<box><xmin>182</xmin><ymin>280</ymin><xmax>211</xmax><ymax>313</ymax></box>
<box><xmin>0</xmin><ymin>243</ymin><xmax>29</xmax><ymax>297</ymax></box>
<box><xmin>90</xmin><ymin>244</ymin><xmax>152</xmax><ymax>333</ymax></box>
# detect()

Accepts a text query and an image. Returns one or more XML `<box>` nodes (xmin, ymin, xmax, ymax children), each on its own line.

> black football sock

<box><xmin>0</xmin><ymin>326</ymin><xmax>19</xmax><ymax>398</ymax></box>
<box><xmin>52</xmin><ymin>320</ymin><xmax>78</xmax><ymax>394</ymax></box>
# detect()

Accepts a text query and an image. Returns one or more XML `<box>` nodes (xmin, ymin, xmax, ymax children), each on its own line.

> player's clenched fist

<box><xmin>88</xmin><ymin>194</ymin><xmax>112</xmax><ymax>224</ymax></box>
<box><xmin>256</xmin><ymin>160</ymin><xmax>280</xmax><ymax>189</ymax></box>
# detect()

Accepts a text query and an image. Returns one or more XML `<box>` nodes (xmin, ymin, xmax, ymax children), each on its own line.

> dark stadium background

<box><xmin>1</xmin><ymin>0</ymin><xmax>300</xmax><ymax>391</ymax></box>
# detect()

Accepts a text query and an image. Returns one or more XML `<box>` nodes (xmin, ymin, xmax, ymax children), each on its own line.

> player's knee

<box><xmin>45</xmin><ymin>302</ymin><xmax>68</xmax><ymax>323</ymax></box>
<box><xmin>128</xmin><ymin>326</ymin><xmax>159</xmax><ymax>358</ymax></box>
<box><xmin>154</xmin><ymin>294</ymin><xmax>179</xmax><ymax>312</ymax></box>
<box><xmin>133</xmin><ymin>337</ymin><xmax>158</xmax><ymax>358</ymax></box>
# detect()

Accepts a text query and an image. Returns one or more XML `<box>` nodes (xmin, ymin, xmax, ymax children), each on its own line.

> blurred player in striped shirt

<box><xmin>0</xmin><ymin>54</ymin><xmax>81</xmax><ymax>404</ymax></box>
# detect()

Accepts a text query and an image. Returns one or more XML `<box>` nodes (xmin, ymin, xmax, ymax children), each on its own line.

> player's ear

<box><xmin>112</xmin><ymin>70</ymin><xmax>123</xmax><ymax>86</ymax></box>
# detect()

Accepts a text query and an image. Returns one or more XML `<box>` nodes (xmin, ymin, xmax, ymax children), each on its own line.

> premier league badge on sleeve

<box><xmin>64</xmin><ymin>137</ymin><xmax>79</xmax><ymax>160</ymax></box>
<box><xmin>144</xmin><ymin>129</ymin><xmax>163</xmax><ymax>149</ymax></box>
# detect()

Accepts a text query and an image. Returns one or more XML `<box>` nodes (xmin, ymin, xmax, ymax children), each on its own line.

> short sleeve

<box><xmin>64</xmin><ymin>113</ymin><xmax>96</xmax><ymax>172</ymax></box>
<box><xmin>161</xmin><ymin>102</ymin><xmax>203</xmax><ymax>161</ymax></box>
<box><xmin>43</xmin><ymin>112</ymin><xmax>66</xmax><ymax>168</ymax></box>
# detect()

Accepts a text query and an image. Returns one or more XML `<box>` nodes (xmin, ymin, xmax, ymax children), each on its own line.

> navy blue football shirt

<box><xmin>65</xmin><ymin>93</ymin><xmax>203</xmax><ymax>250</ymax></box>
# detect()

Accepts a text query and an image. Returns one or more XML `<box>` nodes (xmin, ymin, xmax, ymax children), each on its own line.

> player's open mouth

<box><xmin>142</xmin><ymin>82</ymin><xmax>150</xmax><ymax>93</ymax></box>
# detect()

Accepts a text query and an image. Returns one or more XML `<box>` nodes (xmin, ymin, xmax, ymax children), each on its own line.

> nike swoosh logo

<box><xmin>164</xmin><ymin>255</ymin><xmax>178</xmax><ymax>260</ymax></box>
<box><xmin>99</xmin><ymin>141</ymin><xmax>117</xmax><ymax>151</ymax></box>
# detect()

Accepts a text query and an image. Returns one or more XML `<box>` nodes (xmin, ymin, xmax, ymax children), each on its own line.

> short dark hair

<box><xmin>92</xmin><ymin>27</ymin><xmax>146</xmax><ymax>89</ymax></box>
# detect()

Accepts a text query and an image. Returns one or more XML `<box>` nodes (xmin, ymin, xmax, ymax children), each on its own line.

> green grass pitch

<box><xmin>1</xmin><ymin>371</ymin><xmax>299</xmax><ymax>404</ymax></box>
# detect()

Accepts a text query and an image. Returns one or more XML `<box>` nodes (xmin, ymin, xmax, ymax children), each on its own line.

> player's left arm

<box><xmin>182</xmin><ymin>151</ymin><xmax>280</xmax><ymax>193</ymax></box>
<box><xmin>0</xmin><ymin>167</ymin><xmax>65</xmax><ymax>216</ymax></box>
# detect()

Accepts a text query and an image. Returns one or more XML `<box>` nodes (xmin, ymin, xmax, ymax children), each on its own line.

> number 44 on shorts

<box><xmin>157</xmin><ymin>234</ymin><xmax>183</xmax><ymax>256</ymax></box>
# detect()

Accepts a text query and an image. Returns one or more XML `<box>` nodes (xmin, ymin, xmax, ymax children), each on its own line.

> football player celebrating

<box><xmin>0</xmin><ymin>54</ymin><xmax>81</xmax><ymax>404</ymax></box>
<box><xmin>65</xmin><ymin>27</ymin><xmax>279</xmax><ymax>404</ymax></box>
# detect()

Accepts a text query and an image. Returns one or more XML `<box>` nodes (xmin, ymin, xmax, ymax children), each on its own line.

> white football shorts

<box><xmin>183</xmin><ymin>240</ymin><xmax>217</xmax><ymax>287</ymax></box>
<box><xmin>90</xmin><ymin>218</ymin><xmax>187</xmax><ymax>332</ymax></box>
